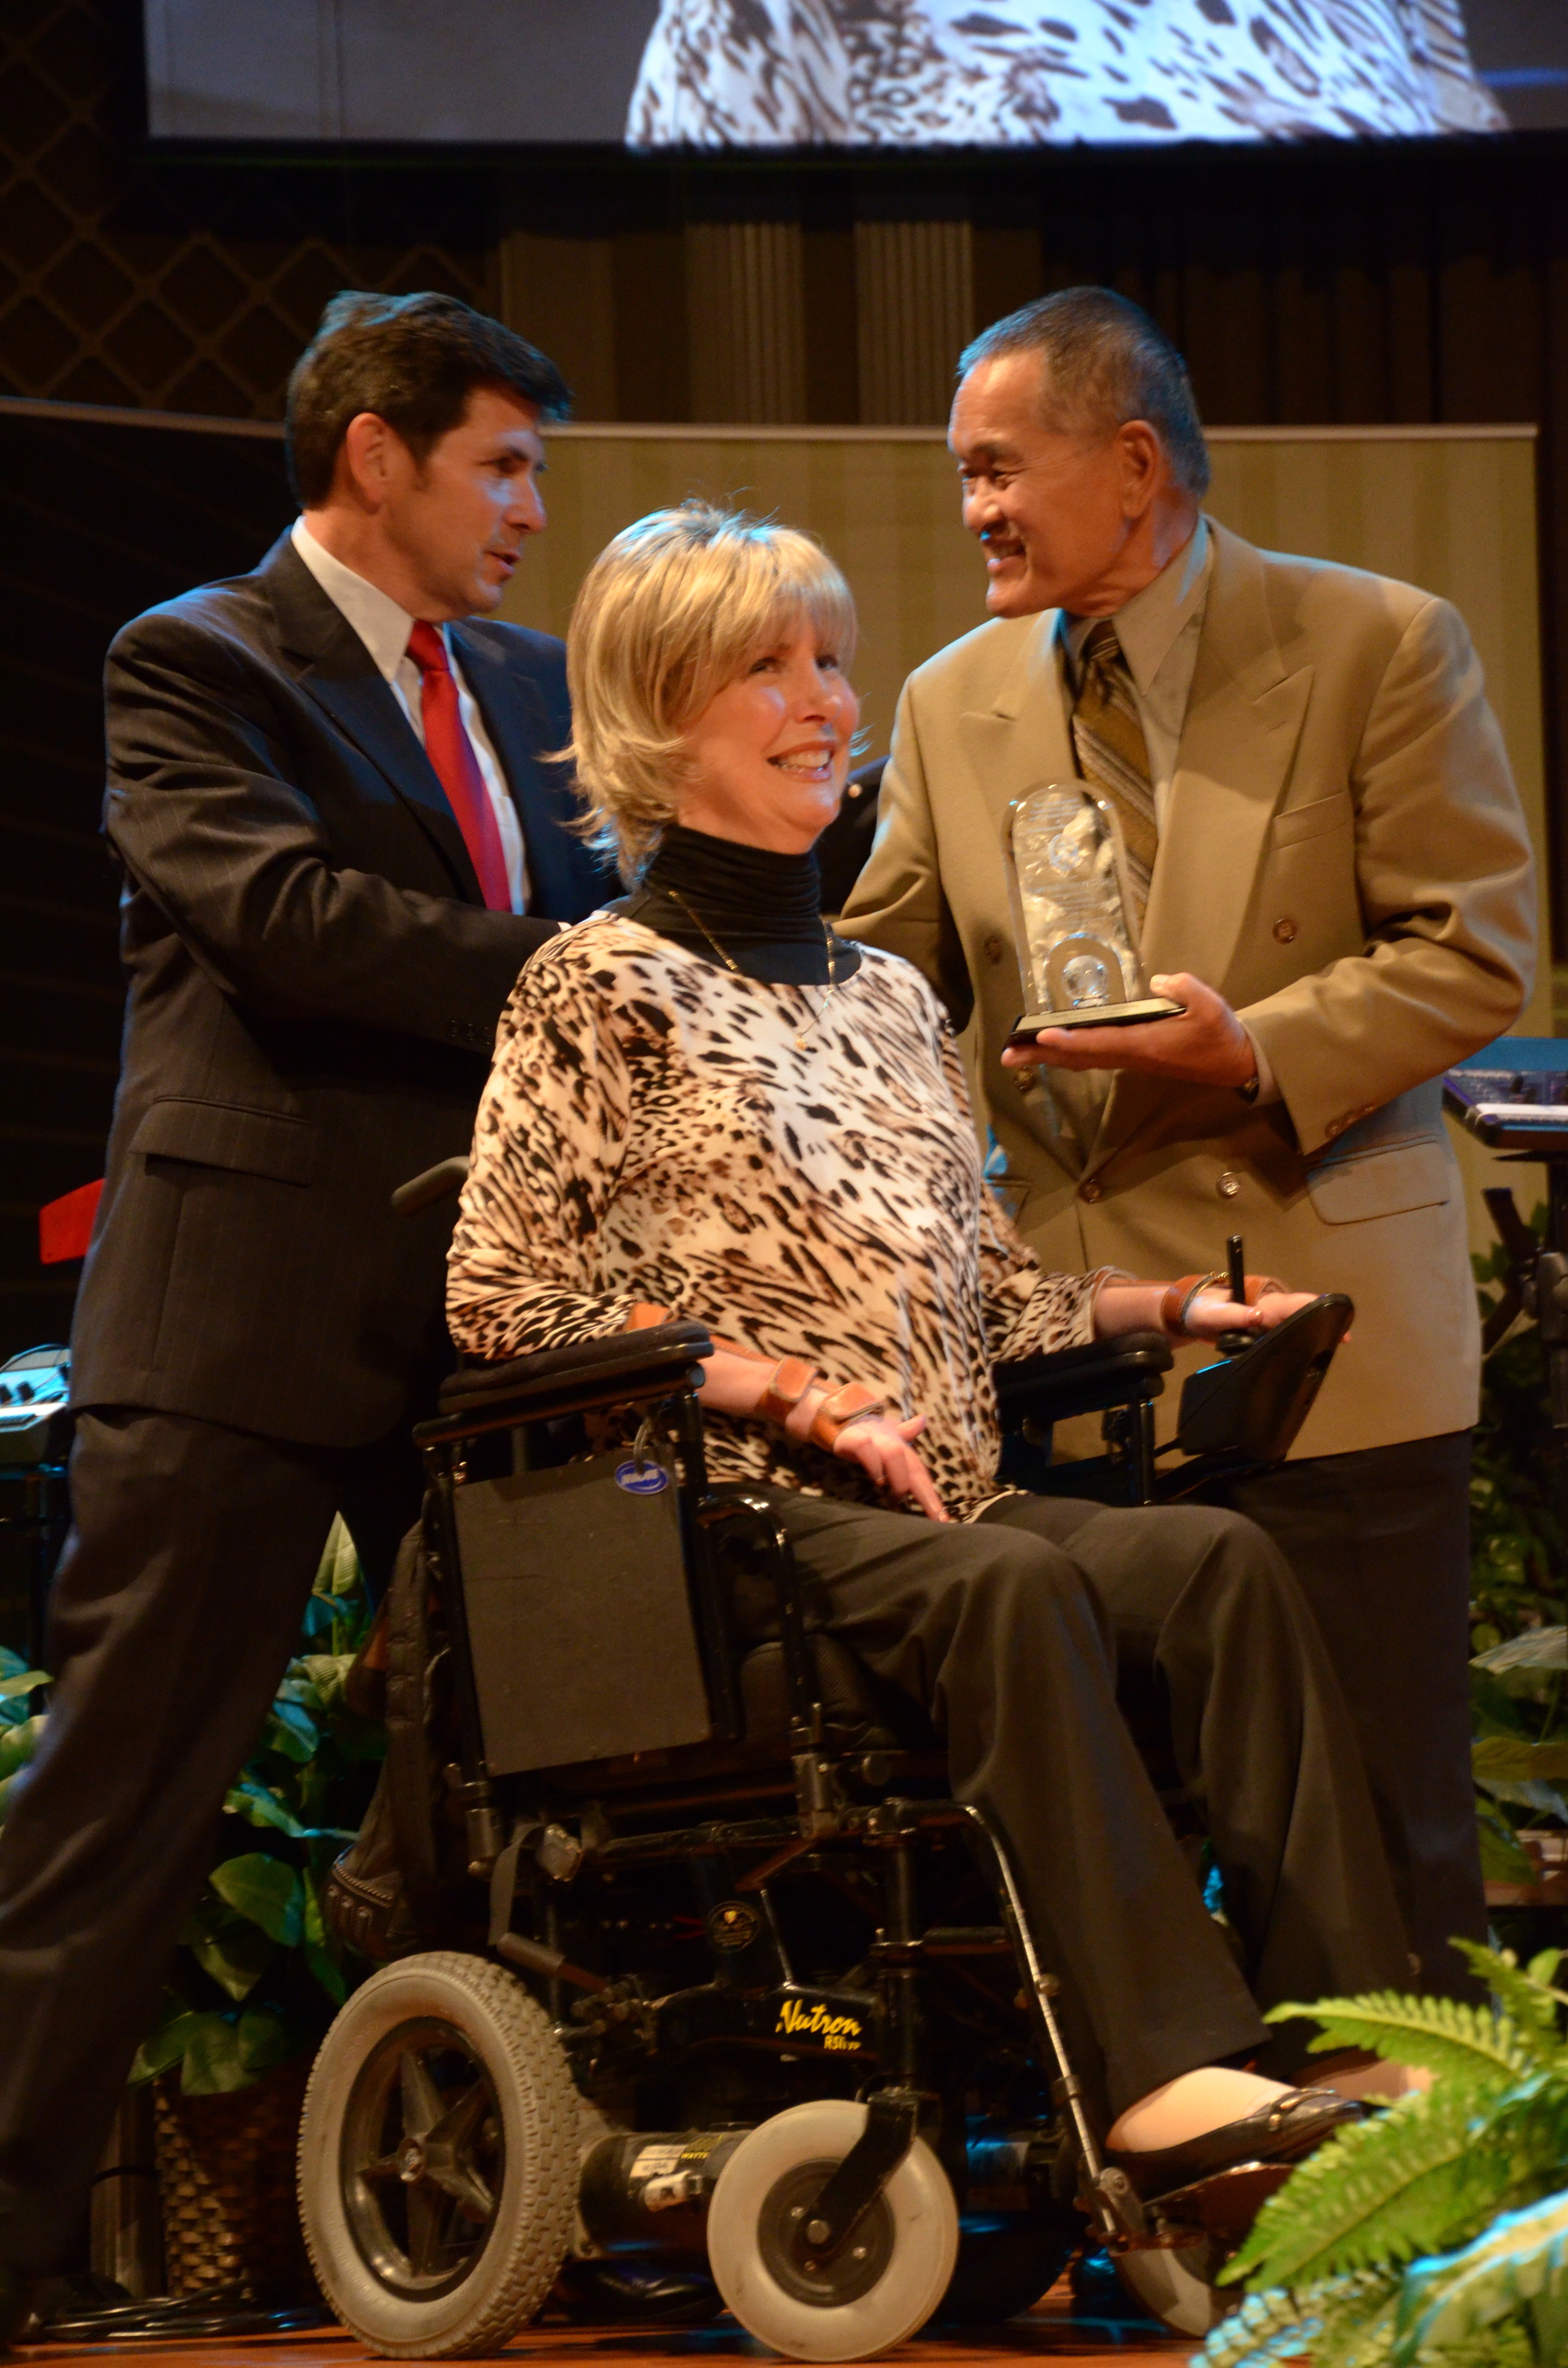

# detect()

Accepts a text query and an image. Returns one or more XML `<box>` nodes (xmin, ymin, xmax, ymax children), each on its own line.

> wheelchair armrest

<box><xmin>420</xmin><ymin>1320</ymin><xmax>714</xmax><ymax>1442</ymax></box>
<box><xmin>993</xmin><ymin>1330</ymin><xmax>1171</xmax><ymax>1428</ymax></box>
<box><xmin>391</xmin><ymin>1155</ymin><xmax>470</xmax><ymax>1218</ymax></box>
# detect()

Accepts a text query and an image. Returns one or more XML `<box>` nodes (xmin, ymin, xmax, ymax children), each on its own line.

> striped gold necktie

<box><xmin>1071</xmin><ymin>618</ymin><xmax>1158</xmax><ymax>925</ymax></box>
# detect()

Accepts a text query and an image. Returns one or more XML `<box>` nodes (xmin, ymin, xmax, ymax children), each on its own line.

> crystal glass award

<box><xmin>1003</xmin><ymin>783</ymin><xmax>1185</xmax><ymax>1046</ymax></box>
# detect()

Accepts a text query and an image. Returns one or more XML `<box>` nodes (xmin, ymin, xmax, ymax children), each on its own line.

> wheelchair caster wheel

<box><xmin>297</xmin><ymin>1952</ymin><xmax>576</xmax><ymax>2358</ymax></box>
<box><xmin>706</xmin><ymin>2099</ymin><xmax>959</xmax><ymax>2361</ymax></box>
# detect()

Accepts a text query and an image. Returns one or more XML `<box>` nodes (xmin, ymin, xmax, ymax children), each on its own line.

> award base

<box><xmin>1007</xmin><ymin>996</ymin><xmax>1185</xmax><ymax>1051</ymax></box>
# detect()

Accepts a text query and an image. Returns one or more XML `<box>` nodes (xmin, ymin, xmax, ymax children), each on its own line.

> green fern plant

<box><xmin>1197</xmin><ymin>1941</ymin><xmax>1568</xmax><ymax>2368</ymax></box>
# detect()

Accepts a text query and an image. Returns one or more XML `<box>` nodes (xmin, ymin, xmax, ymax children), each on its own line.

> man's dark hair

<box><xmin>959</xmin><ymin>287</ymin><xmax>1210</xmax><ymax>499</ymax></box>
<box><xmin>285</xmin><ymin>290</ymin><xmax>572</xmax><ymax>507</ymax></box>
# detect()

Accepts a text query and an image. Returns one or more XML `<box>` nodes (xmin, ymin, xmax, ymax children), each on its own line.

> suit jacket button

<box><xmin>1080</xmin><ymin>1179</ymin><xmax>1102</xmax><ymax>1204</ymax></box>
<box><xmin>1273</xmin><ymin>916</ymin><xmax>1298</xmax><ymax>944</ymax></box>
<box><xmin>1217</xmin><ymin>1172</ymin><xmax>1242</xmax><ymax>1199</ymax></box>
<box><xmin>984</xmin><ymin>933</ymin><xmax>1006</xmax><ymax>964</ymax></box>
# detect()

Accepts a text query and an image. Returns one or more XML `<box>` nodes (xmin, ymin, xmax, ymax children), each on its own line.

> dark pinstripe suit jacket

<box><xmin>70</xmin><ymin>531</ymin><xmax>613</xmax><ymax>1448</ymax></box>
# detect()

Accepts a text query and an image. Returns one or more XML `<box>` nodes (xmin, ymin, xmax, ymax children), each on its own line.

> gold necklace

<box><xmin>665</xmin><ymin>888</ymin><xmax>839</xmax><ymax>1052</ymax></box>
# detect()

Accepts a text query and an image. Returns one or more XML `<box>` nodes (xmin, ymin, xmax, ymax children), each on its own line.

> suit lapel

<box><xmin>954</xmin><ymin>611</ymin><xmax>1076</xmax><ymax>856</ymax></box>
<box><xmin>262</xmin><ymin>535</ymin><xmax>482</xmax><ymax>904</ymax></box>
<box><xmin>1140</xmin><ymin>524</ymin><xmax>1313</xmax><ymax>984</ymax></box>
<box><xmin>1094</xmin><ymin>522</ymin><xmax>1313</xmax><ymax>1163</ymax></box>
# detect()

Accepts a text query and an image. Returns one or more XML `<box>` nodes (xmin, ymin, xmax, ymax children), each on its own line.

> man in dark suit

<box><xmin>0</xmin><ymin>292</ymin><xmax>611</xmax><ymax>2313</ymax></box>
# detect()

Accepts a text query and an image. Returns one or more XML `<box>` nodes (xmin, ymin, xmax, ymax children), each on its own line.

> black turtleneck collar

<box><xmin>612</xmin><ymin>822</ymin><xmax>861</xmax><ymax>987</ymax></box>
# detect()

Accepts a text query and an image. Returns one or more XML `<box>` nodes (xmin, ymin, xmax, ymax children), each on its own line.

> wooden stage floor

<box><xmin>13</xmin><ymin>2283</ymin><xmax>1190</xmax><ymax>2368</ymax></box>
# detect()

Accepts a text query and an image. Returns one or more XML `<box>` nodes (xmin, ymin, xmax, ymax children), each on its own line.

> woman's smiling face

<box><xmin>674</xmin><ymin>624</ymin><xmax>859</xmax><ymax>853</ymax></box>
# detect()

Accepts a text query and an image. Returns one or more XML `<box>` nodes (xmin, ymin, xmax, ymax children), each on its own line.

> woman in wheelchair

<box><xmin>447</xmin><ymin>501</ymin><xmax>1410</xmax><ymax>2204</ymax></box>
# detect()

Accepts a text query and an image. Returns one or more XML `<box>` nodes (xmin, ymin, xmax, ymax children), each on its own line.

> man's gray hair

<box><xmin>959</xmin><ymin>287</ymin><xmax>1210</xmax><ymax>499</ymax></box>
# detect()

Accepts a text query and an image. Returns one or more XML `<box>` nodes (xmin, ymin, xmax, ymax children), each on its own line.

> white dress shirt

<box><xmin>290</xmin><ymin>519</ymin><xmax>529</xmax><ymax>913</ymax></box>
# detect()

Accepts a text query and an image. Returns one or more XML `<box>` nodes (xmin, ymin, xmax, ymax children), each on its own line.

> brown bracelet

<box><xmin>1158</xmin><ymin>1270</ymin><xmax>1289</xmax><ymax>1341</ymax></box>
<box><xmin>1158</xmin><ymin>1274</ymin><xmax>1227</xmax><ymax>1341</ymax></box>
<box><xmin>757</xmin><ymin>1356</ymin><xmax>819</xmax><ymax>1426</ymax></box>
<box><xmin>810</xmin><ymin>1381</ymin><xmax>886</xmax><ymax>1452</ymax></box>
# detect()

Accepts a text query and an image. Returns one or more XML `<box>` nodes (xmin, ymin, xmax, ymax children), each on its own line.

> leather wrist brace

<box><xmin>757</xmin><ymin>1357</ymin><xmax>820</xmax><ymax>1426</ymax></box>
<box><xmin>624</xmin><ymin>1302</ymin><xmax>673</xmax><ymax>1330</ymax></box>
<box><xmin>810</xmin><ymin>1381</ymin><xmax>886</xmax><ymax>1452</ymax></box>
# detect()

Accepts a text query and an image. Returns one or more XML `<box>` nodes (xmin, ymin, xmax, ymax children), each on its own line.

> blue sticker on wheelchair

<box><xmin>615</xmin><ymin>1459</ymin><xmax>670</xmax><ymax>1495</ymax></box>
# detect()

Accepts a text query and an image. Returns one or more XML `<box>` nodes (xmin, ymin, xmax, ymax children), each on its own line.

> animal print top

<box><xmin>627</xmin><ymin>0</ymin><xmax>1503</xmax><ymax>148</ymax></box>
<box><xmin>447</xmin><ymin>915</ymin><xmax>1106</xmax><ymax>1521</ymax></box>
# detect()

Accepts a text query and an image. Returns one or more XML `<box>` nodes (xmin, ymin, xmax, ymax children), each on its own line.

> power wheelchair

<box><xmin>301</xmin><ymin>1205</ymin><xmax>1350</xmax><ymax>2364</ymax></box>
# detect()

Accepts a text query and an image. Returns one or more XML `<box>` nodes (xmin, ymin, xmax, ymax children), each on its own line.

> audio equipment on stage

<box><xmin>0</xmin><ymin>1346</ymin><xmax>71</xmax><ymax>1467</ymax></box>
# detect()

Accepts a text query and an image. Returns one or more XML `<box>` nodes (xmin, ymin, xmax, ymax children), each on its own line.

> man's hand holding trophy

<box><xmin>1000</xmin><ymin>782</ymin><xmax>1259</xmax><ymax>1091</ymax></box>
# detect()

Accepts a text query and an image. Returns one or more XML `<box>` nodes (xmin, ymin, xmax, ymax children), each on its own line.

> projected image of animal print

<box><xmin>628</xmin><ymin>0</ymin><xmax>1504</xmax><ymax>146</ymax></box>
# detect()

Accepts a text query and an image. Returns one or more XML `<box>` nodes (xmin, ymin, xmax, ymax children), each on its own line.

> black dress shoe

<box><xmin>1108</xmin><ymin>2086</ymin><xmax>1365</xmax><ymax>2201</ymax></box>
<box><xmin>0</xmin><ymin>2265</ymin><xmax>40</xmax><ymax>2356</ymax></box>
<box><xmin>553</xmin><ymin>2259</ymin><xmax>721</xmax><ymax>2326</ymax></box>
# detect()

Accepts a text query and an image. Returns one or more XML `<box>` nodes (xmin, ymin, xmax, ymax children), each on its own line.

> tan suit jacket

<box><xmin>840</xmin><ymin>520</ymin><xmax>1537</xmax><ymax>1459</ymax></box>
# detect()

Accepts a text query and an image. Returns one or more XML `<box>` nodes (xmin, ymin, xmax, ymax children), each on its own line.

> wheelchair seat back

<box><xmin>418</xmin><ymin>1320</ymin><xmax>929</xmax><ymax>1795</ymax></box>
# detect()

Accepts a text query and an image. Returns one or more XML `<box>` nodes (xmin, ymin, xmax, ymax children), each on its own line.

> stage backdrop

<box><xmin>499</xmin><ymin>420</ymin><xmax>1549</xmax><ymax>1247</ymax></box>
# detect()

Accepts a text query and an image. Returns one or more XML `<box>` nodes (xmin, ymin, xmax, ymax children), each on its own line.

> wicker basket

<box><xmin>153</xmin><ymin>2057</ymin><xmax>314</xmax><ymax>2299</ymax></box>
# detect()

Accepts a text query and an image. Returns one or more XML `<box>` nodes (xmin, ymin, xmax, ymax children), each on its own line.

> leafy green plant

<box><xmin>1198</xmin><ymin>1942</ymin><xmax>1568</xmax><ymax>2368</ymax></box>
<box><xmin>1471</xmin><ymin>1218</ymin><xmax>1564</xmax><ymax>1655</ymax></box>
<box><xmin>1471</xmin><ymin>1627</ymin><xmax>1568</xmax><ymax>1887</ymax></box>
<box><xmin>1468</xmin><ymin>1216</ymin><xmax>1568</xmax><ymax>1889</ymax></box>
<box><xmin>0</xmin><ymin>1649</ymin><xmax>48</xmax><ymax>1824</ymax></box>
<box><xmin>0</xmin><ymin>1519</ymin><xmax>383</xmax><ymax>2095</ymax></box>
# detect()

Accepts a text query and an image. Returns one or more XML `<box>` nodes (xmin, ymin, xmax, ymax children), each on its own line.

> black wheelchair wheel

<box><xmin>298</xmin><ymin>1953</ymin><xmax>576</xmax><ymax>2358</ymax></box>
<box><xmin>935</xmin><ymin>2222</ymin><xmax>1076</xmax><ymax>2325</ymax></box>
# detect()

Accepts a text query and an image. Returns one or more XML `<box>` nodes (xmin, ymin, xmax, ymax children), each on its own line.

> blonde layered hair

<box><xmin>566</xmin><ymin>501</ymin><xmax>858</xmax><ymax>882</ymax></box>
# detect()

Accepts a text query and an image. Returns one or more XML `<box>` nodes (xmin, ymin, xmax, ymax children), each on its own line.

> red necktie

<box><xmin>406</xmin><ymin>620</ymin><xmax>512</xmax><ymax>911</ymax></box>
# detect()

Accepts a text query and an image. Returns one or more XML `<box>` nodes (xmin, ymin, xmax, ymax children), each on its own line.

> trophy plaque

<box><xmin>1003</xmin><ymin>783</ymin><xmax>1185</xmax><ymax>1048</ymax></box>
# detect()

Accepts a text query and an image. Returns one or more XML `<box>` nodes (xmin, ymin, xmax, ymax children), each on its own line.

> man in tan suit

<box><xmin>842</xmin><ymin>287</ymin><xmax>1535</xmax><ymax>1997</ymax></box>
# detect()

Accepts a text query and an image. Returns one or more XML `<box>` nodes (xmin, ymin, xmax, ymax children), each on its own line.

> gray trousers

<box><xmin>765</xmin><ymin>1487</ymin><xmax>1411</xmax><ymax>2123</ymax></box>
<box><xmin>1223</xmin><ymin>1433</ymin><xmax>1484</xmax><ymax>1999</ymax></box>
<box><xmin>0</xmin><ymin>1407</ymin><xmax>425</xmax><ymax>2274</ymax></box>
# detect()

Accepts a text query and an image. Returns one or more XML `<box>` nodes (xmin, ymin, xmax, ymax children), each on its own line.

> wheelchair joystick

<box><xmin>1215</xmin><ymin>1233</ymin><xmax>1254</xmax><ymax>1358</ymax></box>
